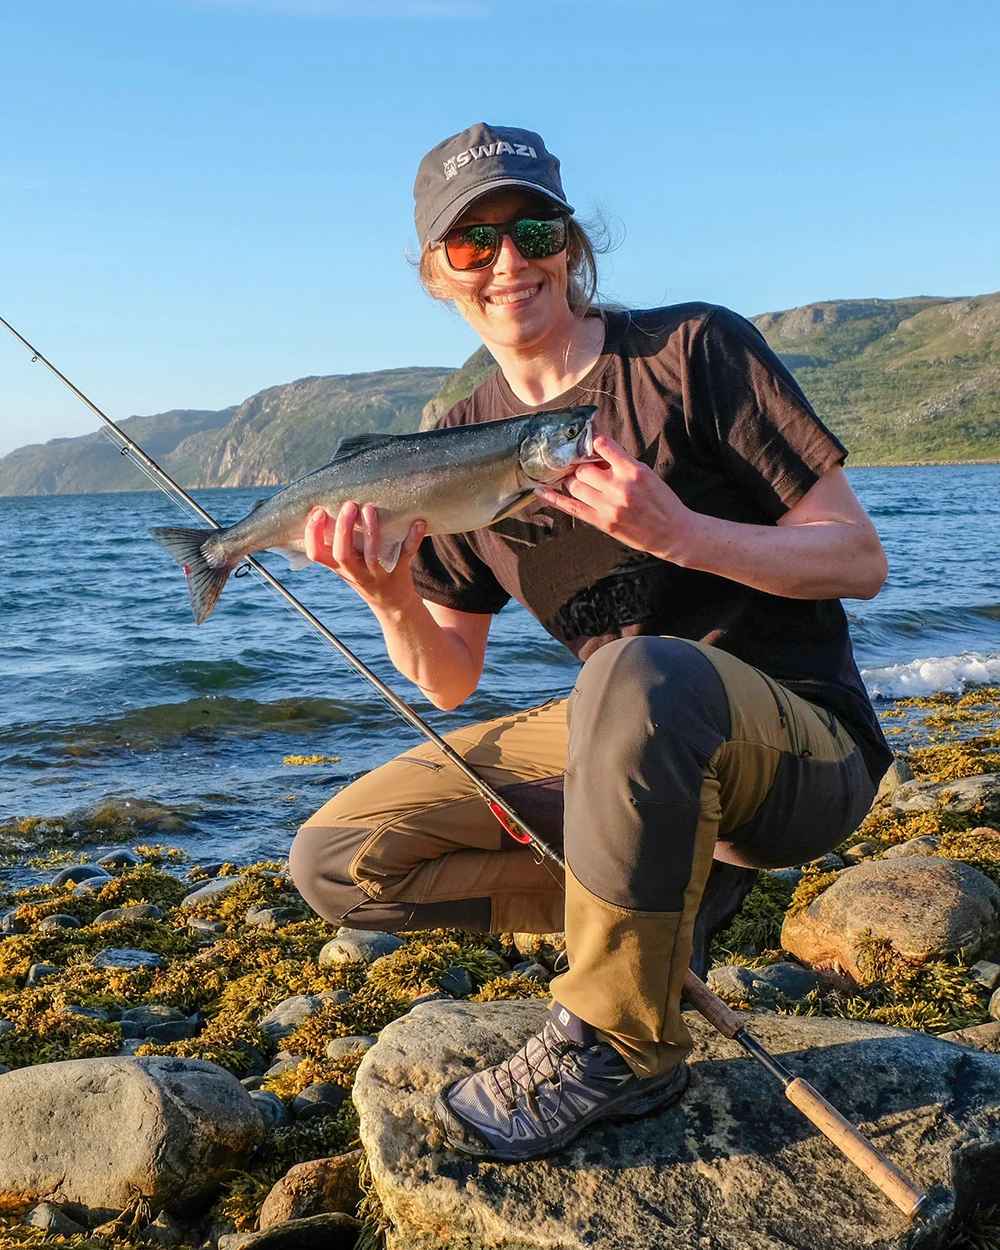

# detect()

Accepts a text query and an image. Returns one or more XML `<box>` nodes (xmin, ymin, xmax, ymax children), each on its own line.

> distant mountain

<box><xmin>0</xmin><ymin>368</ymin><xmax>451</xmax><ymax>496</ymax></box>
<box><xmin>2</xmin><ymin>293</ymin><xmax>997</xmax><ymax>496</ymax></box>
<box><xmin>421</xmin><ymin>293</ymin><xmax>1000</xmax><ymax>465</ymax></box>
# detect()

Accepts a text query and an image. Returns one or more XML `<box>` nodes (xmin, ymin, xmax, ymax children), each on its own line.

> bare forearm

<box><xmin>666</xmin><ymin>513</ymin><xmax>888</xmax><ymax>600</ymax></box>
<box><xmin>370</xmin><ymin>589</ymin><xmax>483</xmax><ymax>710</ymax></box>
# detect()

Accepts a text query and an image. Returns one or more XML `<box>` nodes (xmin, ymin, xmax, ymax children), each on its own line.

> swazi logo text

<box><xmin>443</xmin><ymin>141</ymin><xmax>538</xmax><ymax>180</ymax></box>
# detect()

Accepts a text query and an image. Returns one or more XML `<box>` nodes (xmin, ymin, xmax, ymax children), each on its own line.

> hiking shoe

<box><xmin>434</xmin><ymin>1002</ymin><xmax>689</xmax><ymax>1162</ymax></box>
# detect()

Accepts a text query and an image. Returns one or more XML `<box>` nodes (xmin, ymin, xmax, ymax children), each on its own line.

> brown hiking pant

<box><xmin>289</xmin><ymin>637</ymin><xmax>876</xmax><ymax>1077</ymax></box>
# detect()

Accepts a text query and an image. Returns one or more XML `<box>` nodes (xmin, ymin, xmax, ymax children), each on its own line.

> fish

<box><xmin>150</xmin><ymin>404</ymin><xmax>598</xmax><ymax>624</ymax></box>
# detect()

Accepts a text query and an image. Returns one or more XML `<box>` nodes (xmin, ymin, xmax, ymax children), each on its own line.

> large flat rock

<box><xmin>354</xmin><ymin>1000</ymin><xmax>1000</xmax><ymax>1250</ymax></box>
<box><xmin>0</xmin><ymin>1056</ymin><xmax>264</xmax><ymax>1217</ymax></box>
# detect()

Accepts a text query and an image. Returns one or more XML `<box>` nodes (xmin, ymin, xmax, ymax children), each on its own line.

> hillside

<box><xmin>0</xmin><ymin>368</ymin><xmax>451</xmax><ymax>496</ymax></box>
<box><xmin>421</xmin><ymin>293</ymin><xmax>1000</xmax><ymax>465</ymax></box>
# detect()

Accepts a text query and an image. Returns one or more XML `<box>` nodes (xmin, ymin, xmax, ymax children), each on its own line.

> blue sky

<box><xmin>2</xmin><ymin>0</ymin><xmax>998</xmax><ymax>456</ymax></box>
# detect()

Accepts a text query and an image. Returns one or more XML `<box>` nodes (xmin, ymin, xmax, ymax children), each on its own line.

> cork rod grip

<box><xmin>784</xmin><ymin>1077</ymin><xmax>926</xmax><ymax>1218</ymax></box>
<box><xmin>682</xmin><ymin>970</ymin><xmax>744</xmax><ymax>1037</ymax></box>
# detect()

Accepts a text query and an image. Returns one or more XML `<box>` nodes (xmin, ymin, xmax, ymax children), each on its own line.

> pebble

<box><xmin>511</xmin><ymin>960</ymin><xmax>551</xmax><ymax>984</ymax></box>
<box><xmin>120</xmin><ymin>1004</ymin><xmax>187</xmax><ymax>1029</ymax></box>
<box><xmin>26</xmin><ymin>962</ymin><xmax>61</xmax><ymax>986</ymax></box>
<box><xmin>259</xmin><ymin>996</ymin><xmax>324</xmax><ymax>1043</ymax></box>
<box><xmin>187</xmin><ymin>917</ymin><xmax>226</xmax><ymax>936</ymax></box>
<box><xmin>751</xmin><ymin>962</ymin><xmax>821</xmax><ymax>1001</ymax></box>
<box><xmin>319</xmin><ymin>928</ymin><xmax>403</xmax><ymax>967</ymax></box>
<box><xmin>73</xmin><ymin>876</ymin><xmax>111</xmax><ymax>896</ymax></box>
<box><xmin>180</xmin><ymin>877</ymin><xmax>243</xmax><ymax>909</ymax></box>
<box><xmin>94</xmin><ymin>904</ymin><xmax>164</xmax><ymax>924</ymax></box>
<box><xmin>292</xmin><ymin>1081</ymin><xmax>347</xmax><ymax>1120</ymax></box>
<box><xmin>25</xmin><ymin>1202</ymin><xmax>88</xmax><ymax>1236</ymax></box>
<box><xmin>241</xmin><ymin>1075</ymin><xmax>265</xmax><ymax>1091</ymax></box>
<box><xmin>145</xmin><ymin>1017</ymin><xmax>200</xmax><ymax>1043</ymax></box>
<box><xmin>438</xmin><ymin>965</ymin><xmax>474</xmax><ymax>998</ymax></box>
<box><xmin>881</xmin><ymin>835</ymin><xmax>941</xmax><ymax>859</ymax></box>
<box><xmin>317</xmin><ymin>988</ymin><xmax>352</xmax><ymax>1005</ymax></box>
<box><xmin>245</xmin><ymin>905</ymin><xmax>304</xmax><ymax>929</ymax></box>
<box><xmin>265</xmin><ymin>1056</ymin><xmax>304</xmax><ymax>1077</ymax></box>
<box><xmin>51</xmin><ymin>864</ymin><xmax>111</xmax><ymax>889</ymax></box>
<box><xmin>324</xmin><ymin>1035</ymin><xmax>376</xmax><ymax>1060</ymax></box>
<box><xmin>192</xmin><ymin>861</ymin><xmax>228</xmax><ymax>879</ymax></box>
<box><xmin>971</xmin><ymin>961</ymin><xmax>1000</xmax><ymax>992</ymax></box>
<box><xmin>92</xmin><ymin>948</ymin><xmax>165</xmax><ymax>971</ymax></box>
<box><xmin>250</xmin><ymin>1089</ymin><xmax>290</xmax><ymax>1128</ymax></box>
<box><xmin>36</xmin><ymin>914</ymin><xmax>82</xmax><ymax>931</ymax></box>
<box><xmin>63</xmin><ymin>1006</ymin><xmax>110</xmax><ymax>1022</ymax></box>
<box><xmin>803</xmin><ymin>852</ymin><xmax>844</xmax><ymax>873</ymax></box>
<box><xmin>96</xmin><ymin>849</ymin><xmax>144</xmax><ymax>871</ymax></box>
<box><xmin>0</xmin><ymin>910</ymin><xmax>27</xmax><ymax>935</ymax></box>
<box><xmin>841</xmin><ymin>840</ymin><xmax>880</xmax><ymax>865</ymax></box>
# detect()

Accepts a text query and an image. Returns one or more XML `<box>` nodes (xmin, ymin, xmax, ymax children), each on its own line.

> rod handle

<box><xmin>682</xmin><ymin>969</ymin><xmax>744</xmax><ymax>1037</ymax></box>
<box><xmin>784</xmin><ymin>1077</ymin><xmax>927</xmax><ymax>1219</ymax></box>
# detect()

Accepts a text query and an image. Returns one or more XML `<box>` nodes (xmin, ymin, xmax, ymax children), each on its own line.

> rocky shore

<box><xmin>1</xmin><ymin>687</ymin><xmax>999</xmax><ymax>1249</ymax></box>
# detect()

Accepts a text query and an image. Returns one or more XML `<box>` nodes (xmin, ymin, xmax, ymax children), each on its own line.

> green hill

<box><xmin>421</xmin><ymin>293</ymin><xmax>1000</xmax><ymax>465</ymax></box>
<box><xmin>0</xmin><ymin>368</ymin><xmax>451</xmax><ymax>496</ymax></box>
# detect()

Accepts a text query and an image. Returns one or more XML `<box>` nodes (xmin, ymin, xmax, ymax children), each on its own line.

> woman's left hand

<box><xmin>534</xmin><ymin>434</ymin><xmax>696</xmax><ymax>562</ymax></box>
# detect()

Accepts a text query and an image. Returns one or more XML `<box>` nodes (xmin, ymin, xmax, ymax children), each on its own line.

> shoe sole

<box><xmin>435</xmin><ymin>1063</ymin><xmax>690</xmax><ymax>1163</ymax></box>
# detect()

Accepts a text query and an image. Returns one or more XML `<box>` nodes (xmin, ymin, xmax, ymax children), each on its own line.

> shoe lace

<box><xmin>490</xmin><ymin>1023</ymin><xmax>571</xmax><ymax>1113</ymax></box>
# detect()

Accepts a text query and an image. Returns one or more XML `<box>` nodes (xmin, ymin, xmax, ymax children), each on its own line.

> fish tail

<box><xmin>150</xmin><ymin>526</ymin><xmax>232</xmax><ymax>624</ymax></box>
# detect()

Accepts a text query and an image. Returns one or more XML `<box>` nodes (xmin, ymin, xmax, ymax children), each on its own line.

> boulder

<box><xmin>257</xmin><ymin>1148</ymin><xmax>363</xmax><ymax>1227</ymax></box>
<box><xmin>970</xmin><ymin>961</ymin><xmax>1000</xmax><ymax>992</ymax></box>
<box><xmin>939</xmin><ymin>1021</ymin><xmax>1000</xmax><ymax>1052</ymax></box>
<box><xmin>318</xmin><ymin>927</ymin><xmax>403</xmax><ymax>966</ymax></box>
<box><xmin>781</xmin><ymin>856</ymin><xmax>1000</xmax><ymax>981</ymax></box>
<box><xmin>291</xmin><ymin>1081</ymin><xmax>347</xmax><ymax>1120</ymax></box>
<box><xmin>354</xmin><ymin>999</ymin><xmax>1000</xmax><ymax>1250</ymax></box>
<box><xmin>708</xmin><ymin>963</ymin><xmax>819</xmax><ymax>1007</ymax></box>
<box><xmin>891</xmin><ymin>773</ymin><xmax>1000</xmax><ymax>823</ymax></box>
<box><xmin>0</xmin><ymin>1056</ymin><xmax>264</xmax><ymax>1216</ymax></box>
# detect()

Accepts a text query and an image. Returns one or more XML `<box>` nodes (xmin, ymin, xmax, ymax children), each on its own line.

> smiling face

<box><xmin>425</xmin><ymin>188</ymin><xmax>578</xmax><ymax>355</ymax></box>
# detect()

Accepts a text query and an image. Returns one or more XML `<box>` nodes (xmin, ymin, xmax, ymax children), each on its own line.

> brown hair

<box><xmin>418</xmin><ymin>214</ymin><xmax>607</xmax><ymax>317</ymax></box>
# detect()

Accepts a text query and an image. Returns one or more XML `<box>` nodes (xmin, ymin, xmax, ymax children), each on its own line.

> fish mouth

<box><xmin>576</xmin><ymin>419</ymin><xmax>599</xmax><ymax>463</ymax></box>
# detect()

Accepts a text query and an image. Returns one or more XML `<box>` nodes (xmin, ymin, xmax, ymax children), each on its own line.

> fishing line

<box><xmin>0</xmin><ymin>314</ymin><xmax>564</xmax><ymax>881</ymax></box>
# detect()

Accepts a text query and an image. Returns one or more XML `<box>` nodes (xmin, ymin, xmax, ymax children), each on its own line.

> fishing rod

<box><xmin>2</xmin><ymin>315</ymin><xmax>927</xmax><ymax>1221</ymax></box>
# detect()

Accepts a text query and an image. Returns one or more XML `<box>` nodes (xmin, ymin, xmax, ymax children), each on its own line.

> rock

<box><xmin>258</xmin><ymin>1149</ymin><xmax>363</xmax><ymax>1227</ymax></box>
<box><xmin>872</xmin><ymin>756</ymin><xmax>913</xmax><ymax>805</ymax></box>
<box><xmin>120</xmin><ymin>1004</ymin><xmax>188</xmax><ymax>1030</ymax></box>
<box><xmin>409</xmin><ymin>990</ymin><xmax>452</xmax><ymax>1009</ymax></box>
<box><xmin>510</xmin><ymin>960</ymin><xmax>551</xmax><ymax>984</ymax></box>
<box><xmin>892</xmin><ymin>773</ymin><xmax>1000</xmax><ymax>823</ymax></box>
<box><xmin>94</xmin><ymin>903</ymin><xmax>165</xmax><ymax>924</ymax></box>
<box><xmin>180</xmin><ymin>877</ymin><xmax>243</xmax><ymax>909</ymax></box>
<box><xmin>318</xmin><ymin>988</ymin><xmax>352</xmax><ymax>1006</ymax></box>
<box><xmin>117</xmin><ymin>1039</ymin><xmax>148</xmax><ymax>1056</ymax></box>
<box><xmin>1</xmin><ymin>909</ymin><xmax>27</xmax><ymax>935</ymax></box>
<box><xmin>841</xmin><ymin>840</ymin><xmax>880</xmax><ymax>865</ymax></box>
<box><xmin>218</xmin><ymin>1213</ymin><xmax>360</xmax><ymax>1248</ymax></box>
<box><xmin>511</xmin><ymin>931</ymin><xmax>566</xmax><ymax>969</ymax></box>
<box><xmin>318</xmin><ymin>928</ymin><xmax>403</xmax><ymax>966</ymax></box>
<box><xmin>96</xmin><ymin>848</ymin><xmax>144</xmax><ymax>871</ymax></box>
<box><xmin>354</xmin><ymin>999</ymin><xmax>1000</xmax><ymax>1250</ymax></box>
<box><xmin>265</xmin><ymin>1056</ymin><xmax>304</xmax><ymax>1077</ymax></box>
<box><xmin>146</xmin><ymin>1017</ymin><xmax>200</xmax><ymax>1043</ymax></box>
<box><xmin>259</xmin><ymin>996</ymin><xmax>324</xmax><ymax>1043</ymax></box>
<box><xmin>92</xmin><ymin>947</ymin><xmax>165</xmax><ymax>971</ymax></box>
<box><xmin>802</xmin><ymin>852</ymin><xmax>844</xmax><ymax>872</ymax></box>
<box><xmin>245</xmin><ymin>905</ymin><xmax>304</xmax><ymax>929</ymax></box>
<box><xmin>250</xmin><ymin>1090</ymin><xmax>290</xmax><ymax>1128</ymax></box>
<box><xmin>73</xmin><ymin>875</ymin><xmax>111</xmax><ymax>895</ymax></box>
<box><xmin>0</xmin><ymin>1018</ymin><xmax>15</xmax><ymax>1036</ymax></box>
<box><xmin>766</xmin><ymin>866</ymin><xmax>803</xmax><ymax>888</ymax></box>
<box><xmin>706</xmin><ymin>965</ymin><xmax>767</xmax><ymax>1004</ymax></box>
<box><xmin>437</xmin><ymin>965</ymin><xmax>474</xmax><ymax>998</ymax></box>
<box><xmin>187</xmin><ymin>916</ymin><xmax>226</xmax><ymax>936</ymax></box>
<box><xmin>881</xmin><ymin>836</ymin><xmax>941</xmax><ymax>859</ymax></box>
<box><xmin>81</xmin><ymin>796</ymin><xmax>192</xmax><ymax>834</ymax></box>
<box><xmin>291</xmin><ymin>1082</ymin><xmax>347</xmax><ymax>1120</ymax></box>
<box><xmin>939</xmin><ymin>1021</ymin><xmax>1000</xmax><ymax>1052</ymax></box>
<box><xmin>143</xmin><ymin>1208</ymin><xmax>188</xmax><ymax>1247</ymax></box>
<box><xmin>782</xmin><ymin>856</ymin><xmax>1000</xmax><ymax>981</ymax></box>
<box><xmin>37</xmin><ymin>913</ymin><xmax>82</xmax><ymax>931</ymax></box>
<box><xmin>0</xmin><ymin>1056</ymin><xmax>264</xmax><ymax>1214</ymax></box>
<box><xmin>51</xmin><ymin>863</ymin><xmax>111</xmax><ymax>889</ymax></box>
<box><xmin>971</xmin><ymin>961</ymin><xmax>1000</xmax><ymax>991</ymax></box>
<box><xmin>752</xmin><ymin>962</ymin><xmax>822</xmax><ymax>1001</ymax></box>
<box><xmin>241</xmin><ymin>1076</ymin><xmax>264</xmax><ymax>1091</ymax></box>
<box><xmin>63</xmin><ymin>1005</ymin><xmax>110</xmax><ymax>1022</ymax></box>
<box><xmin>193</xmin><ymin>861</ymin><xmax>228</xmax><ymax>879</ymax></box>
<box><xmin>324</xmin><ymin>1035</ymin><xmax>376</xmax><ymax>1060</ymax></box>
<box><xmin>0</xmin><ymin>1063</ymin><xmax>9</xmax><ymax>1074</ymax></box>
<box><xmin>25</xmin><ymin>1201</ymin><xmax>88</xmax><ymax>1235</ymax></box>
<box><xmin>992</xmin><ymin>988</ymin><xmax>1000</xmax><ymax>1021</ymax></box>
<box><xmin>26</xmin><ymin>962</ymin><xmax>61</xmax><ymax>985</ymax></box>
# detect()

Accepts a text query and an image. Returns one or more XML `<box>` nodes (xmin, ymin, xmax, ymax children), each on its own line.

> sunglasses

<box><xmin>441</xmin><ymin>214</ymin><xmax>569</xmax><ymax>271</ymax></box>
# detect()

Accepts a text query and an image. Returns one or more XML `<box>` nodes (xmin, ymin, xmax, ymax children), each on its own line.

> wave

<box><xmin>861</xmin><ymin>652</ymin><xmax>1000</xmax><ymax>699</ymax></box>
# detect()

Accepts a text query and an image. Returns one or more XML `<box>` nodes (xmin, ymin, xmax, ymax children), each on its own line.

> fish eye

<box><xmin>565</xmin><ymin>424</ymin><xmax>580</xmax><ymax>439</ymax></box>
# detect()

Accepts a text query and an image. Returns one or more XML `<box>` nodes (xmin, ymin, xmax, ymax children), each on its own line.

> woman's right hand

<box><xmin>303</xmin><ymin>501</ymin><xmax>426</xmax><ymax>611</ymax></box>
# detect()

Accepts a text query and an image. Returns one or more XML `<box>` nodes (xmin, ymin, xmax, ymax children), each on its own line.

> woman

<box><xmin>288</xmin><ymin>122</ymin><xmax>892</xmax><ymax>1163</ymax></box>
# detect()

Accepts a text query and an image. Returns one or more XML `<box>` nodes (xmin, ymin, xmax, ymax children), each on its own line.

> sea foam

<box><xmin>862</xmin><ymin>652</ymin><xmax>1000</xmax><ymax>699</ymax></box>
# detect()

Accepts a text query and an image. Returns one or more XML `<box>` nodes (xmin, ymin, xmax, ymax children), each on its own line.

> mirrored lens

<box><xmin>444</xmin><ymin>224</ymin><xmax>500</xmax><ymax>271</ymax></box>
<box><xmin>512</xmin><ymin>216</ymin><xmax>567</xmax><ymax>259</ymax></box>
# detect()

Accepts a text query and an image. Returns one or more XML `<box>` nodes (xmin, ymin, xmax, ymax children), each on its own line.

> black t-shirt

<box><xmin>411</xmin><ymin>303</ymin><xmax>892</xmax><ymax>784</ymax></box>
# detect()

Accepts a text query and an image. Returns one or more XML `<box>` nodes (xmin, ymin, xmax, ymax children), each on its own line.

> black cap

<box><xmin>413</xmin><ymin>122</ymin><xmax>574</xmax><ymax>249</ymax></box>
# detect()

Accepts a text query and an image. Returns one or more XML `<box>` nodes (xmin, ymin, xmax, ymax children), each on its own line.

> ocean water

<box><xmin>2</xmin><ymin>465</ymin><xmax>998</xmax><ymax>883</ymax></box>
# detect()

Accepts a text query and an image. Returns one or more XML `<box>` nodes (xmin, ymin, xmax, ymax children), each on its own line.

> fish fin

<box><xmin>149</xmin><ymin>527</ymin><xmax>232</xmax><ymax>625</ymax></box>
<box><xmin>270</xmin><ymin>546</ymin><xmax>311</xmax><ymax>571</ymax></box>
<box><xmin>488</xmin><ymin>490</ymin><xmax>535</xmax><ymax>525</ymax></box>
<box><xmin>331</xmin><ymin>432</ymin><xmax>397</xmax><ymax>461</ymax></box>
<box><xmin>378</xmin><ymin>541</ymin><xmax>403</xmax><ymax>573</ymax></box>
